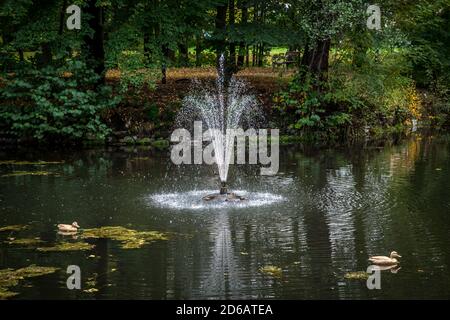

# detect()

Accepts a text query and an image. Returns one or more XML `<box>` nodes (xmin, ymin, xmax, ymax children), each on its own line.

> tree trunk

<box><xmin>237</xmin><ymin>0</ymin><xmax>247</xmax><ymax>67</ymax></box>
<box><xmin>83</xmin><ymin>0</ymin><xmax>105</xmax><ymax>81</ymax></box>
<box><xmin>195</xmin><ymin>35</ymin><xmax>202</xmax><ymax>67</ymax></box>
<box><xmin>59</xmin><ymin>0</ymin><xmax>67</xmax><ymax>36</ymax></box>
<box><xmin>178</xmin><ymin>41</ymin><xmax>189</xmax><ymax>67</ymax></box>
<box><xmin>252</xmin><ymin>45</ymin><xmax>256</xmax><ymax>66</ymax></box>
<box><xmin>300</xmin><ymin>38</ymin><xmax>330</xmax><ymax>83</ymax></box>
<box><xmin>245</xmin><ymin>45</ymin><xmax>249</xmax><ymax>67</ymax></box>
<box><xmin>143</xmin><ymin>31</ymin><xmax>151</xmax><ymax>61</ymax></box>
<box><xmin>258</xmin><ymin>43</ymin><xmax>264</xmax><ymax>67</ymax></box>
<box><xmin>161</xmin><ymin>45</ymin><xmax>174</xmax><ymax>84</ymax></box>
<box><xmin>214</xmin><ymin>4</ymin><xmax>227</xmax><ymax>60</ymax></box>
<box><xmin>215</xmin><ymin>3</ymin><xmax>234</xmax><ymax>83</ymax></box>
<box><xmin>163</xmin><ymin>45</ymin><xmax>175</xmax><ymax>61</ymax></box>
<box><xmin>38</xmin><ymin>42</ymin><xmax>52</xmax><ymax>67</ymax></box>
<box><xmin>229</xmin><ymin>0</ymin><xmax>236</xmax><ymax>68</ymax></box>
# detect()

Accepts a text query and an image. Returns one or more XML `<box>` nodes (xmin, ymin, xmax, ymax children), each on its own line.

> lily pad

<box><xmin>37</xmin><ymin>242</ymin><xmax>95</xmax><ymax>252</ymax></box>
<box><xmin>0</xmin><ymin>225</ymin><xmax>28</xmax><ymax>232</ymax></box>
<box><xmin>259</xmin><ymin>265</ymin><xmax>283</xmax><ymax>278</ymax></box>
<box><xmin>82</xmin><ymin>226</ymin><xmax>168</xmax><ymax>249</ymax></box>
<box><xmin>1</xmin><ymin>171</ymin><xmax>59</xmax><ymax>178</ymax></box>
<box><xmin>6</xmin><ymin>238</ymin><xmax>44</xmax><ymax>246</ymax></box>
<box><xmin>0</xmin><ymin>265</ymin><xmax>59</xmax><ymax>299</ymax></box>
<box><xmin>344</xmin><ymin>271</ymin><xmax>369</xmax><ymax>280</ymax></box>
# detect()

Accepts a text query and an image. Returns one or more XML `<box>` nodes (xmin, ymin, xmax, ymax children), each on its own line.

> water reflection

<box><xmin>0</xmin><ymin>133</ymin><xmax>449</xmax><ymax>299</ymax></box>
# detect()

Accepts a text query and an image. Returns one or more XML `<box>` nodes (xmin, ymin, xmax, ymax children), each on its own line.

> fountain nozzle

<box><xmin>202</xmin><ymin>181</ymin><xmax>246</xmax><ymax>202</ymax></box>
<box><xmin>219</xmin><ymin>181</ymin><xmax>227</xmax><ymax>195</ymax></box>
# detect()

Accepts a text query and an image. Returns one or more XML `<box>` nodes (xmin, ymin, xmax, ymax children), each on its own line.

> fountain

<box><xmin>180</xmin><ymin>54</ymin><xmax>257</xmax><ymax>202</ymax></box>
<box><xmin>149</xmin><ymin>53</ymin><xmax>285</xmax><ymax>210</ymax></box>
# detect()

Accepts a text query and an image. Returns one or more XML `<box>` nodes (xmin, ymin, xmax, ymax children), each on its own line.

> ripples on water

<box><xmin>0</xmin><ymin>134</ymin><xmax>449</xmax><ymax>299</ymax></box>
<box><xmin>148</xmin><ymin>190</ymin><xmax>284</xmax><ymax>210</ymax></box>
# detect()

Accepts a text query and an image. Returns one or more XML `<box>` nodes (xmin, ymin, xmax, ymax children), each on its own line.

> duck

<box><xmin>57</xmin><ymin>222</ymin><xmax>80</xmax><ymax>233</ymax></box>
<box><xmin>369</xmin><ymin>251</ymin><xmax>401</xmax><ymax>266</ymax></box>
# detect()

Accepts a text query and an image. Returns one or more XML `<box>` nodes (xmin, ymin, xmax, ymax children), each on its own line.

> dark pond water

<box><xmin>1</xmin><ymin>133</ymin><xmax>450</xmax><ymax>299</ymax></box>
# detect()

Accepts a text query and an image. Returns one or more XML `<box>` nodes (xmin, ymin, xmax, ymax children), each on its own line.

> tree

<box><xmin>83</xmin><ymin>0</ymin><xmax>105</xmax><ymax>81</ymax></box>
<box><xmin>290</xmin><ymin>0</ymin><xmax>365</xmax><ymax>83</ymax></box>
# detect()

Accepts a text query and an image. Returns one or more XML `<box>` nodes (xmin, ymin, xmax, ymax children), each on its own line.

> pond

<box><xmin>1</xmin><ymin>133</ymin><xmax>450</xmax><ymax>299</ymax></box>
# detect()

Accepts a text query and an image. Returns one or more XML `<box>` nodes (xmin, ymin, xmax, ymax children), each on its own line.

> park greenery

<box><xmin>0</xmin><ymin>0</ymin><xmax>449</xmax><ymax>145</ymax></box>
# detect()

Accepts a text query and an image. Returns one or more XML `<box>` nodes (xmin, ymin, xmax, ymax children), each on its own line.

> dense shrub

<box><xmin>116</xmin><ymin>51</ymin><xmax>159</xmax><ymax>94</ymax></box>
<box><xmin>273</xmin><ymin>50</ymin><xmax>422</xmax><ymax>139</ymax></box>
<box><xmin>0</xmin><ymin>60</ymin><xmax>120</xmax><ymax>144</ymax></box>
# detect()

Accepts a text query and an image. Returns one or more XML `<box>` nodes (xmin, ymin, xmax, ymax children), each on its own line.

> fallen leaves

<box><xmin>259</xmin><ymin>265</ymin><xmax>282</xmax><ymax>278</ymax></box>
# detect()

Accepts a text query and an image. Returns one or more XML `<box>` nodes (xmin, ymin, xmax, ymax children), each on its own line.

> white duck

<box><xmin>57</xmin><ymin>222</ymin><xmax>80</xmax><ymax>233</ymax></box>
<box><xmin>369</xmin><ymin>251</ymin><xmax>401</xmax><ymax>266</ymax></box>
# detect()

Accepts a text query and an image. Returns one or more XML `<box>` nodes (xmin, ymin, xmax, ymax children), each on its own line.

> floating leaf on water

<box><xmin>14</xmin><ymin>265</ymin><xmax>60</xmax><ymax>278</ymax></box>
<box><xmin>86</xmin><ymin>280</ymin><xmax>97</xmax><ymax>287</ymax></box>
<box><xmin>6</xmin><ymin>238</ymin><xmax>44</xmax><ymax>246</ymax></box>
<box><xmin>83</xmin><ymin>288</ymin><xmax>98</xmax><ymax>293</ymax></box>
<box><xmin>82</xmin><ymin>226</ymin><xmax>168</xmax><ymax>249</ymax></box>
<box><xmin>0</xmin><ymin>225</ymin><xmax>28</xmax><ymax>232</ymax></box>
<box><xmin>0</xmin><ymin>288</ymin><xmax>19</xmax><ymax>299</ymax></box>
<box><xmin>37</xmin><ymin>242</ymin><xmax>95</xmax><ymax>252</ymax></box>
<box><xmin>0</xmin><ymin>160</ymin><xmax>64</xmax><ymax>166</ymax></box>
<box><xmin>121</xmin><ymin>238</ymin><xmax>146</xmax><ymax>249</ymax></box>
<box><xmin>344</xmin><ymin>271</ymin><xmax>369</xmax><ymax>280</ymax></box>
<box><xmin>1</xmin><ymin>171</ymin><xmax>59</xmax><ymax>178</ymax></box>
<box><xmin>0</xmin><ymin>269</ymin><xmax>20</xmax><ymax>289</ymax></box>
<box><xmin>138</xmin><ymin>231</ymin><xmax>169</xmax><ymax>241</ymax></box>
<box><xmin>259</xmin><ymin>265</ymin><xmax>282</xmax><ymax>278</ymax></box>
<box><xmin>0</xmin><ymin>265</ymin><xmax>59</xmax><ymax>299</ymax></box>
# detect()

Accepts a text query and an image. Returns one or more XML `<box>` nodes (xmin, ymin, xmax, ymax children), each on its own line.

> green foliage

<box><xmin>274</xmin><ymin>47</ymin><xmax>420</xmax><ymax>138</ymax></box>
<box><xmin>117</xmin><ymin>50</ymin><xmax>159</xmax><ymax>94</ymax></box>
<box><xmin>396</xmin><ymin>0</ymin><xmax>450</xmax><ymax>88</ymax></box>
<box><xmin>274</xmin><ymin>72</ymin><xmax>351</xmax><ymax>138</ymax></box>
<box><xmin>0</xmin><ymin>60</ymin><xmax>120</xmax><ymax>143</ymax></box>
<box><xmin>144</xmin><ymin>103</ymin><xmax>159</xmax><ymax>122</ymax></box>
<box><xmin>1</xmin><ymin>0</ymin><xmax>449</xmax><ymax>144</ymax></box>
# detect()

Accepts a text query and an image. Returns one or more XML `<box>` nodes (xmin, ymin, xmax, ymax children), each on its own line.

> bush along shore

<box><xmin>1</xmin><ymin>63</ymin><xmax>447</xmax><ymax>149</ymax></box>
<box><xmin>1</xmin><ymin>1</ymin><xmax>449</xmax><ymax>149</ymax></box>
